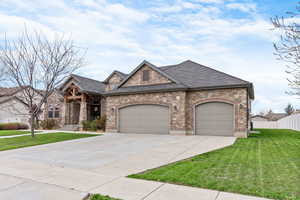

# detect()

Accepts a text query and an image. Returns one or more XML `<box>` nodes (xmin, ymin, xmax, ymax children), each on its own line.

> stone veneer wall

<box><xmin>123</xmin><ymin>65</ymin><xmax>172</xmax><ymax>87</ymax></box>
<box><xmin>43</xmin><ymin>91</ymin><xmax>63</xmax><ymax>125</ymax></box>
<box><xmin>106</xmin><ymin>91</ymin><xmax>186</xmax><ymax>134</ymax></box>
<box><xmin>185</xmin><ymin>88</ymin><xmax>248</xmax><ymax>137</ymax></box>
<box><xmin>105</xmin><ymin>88</ymin><xmax>249</xmax><ymax>137</ymax></box>
<box><xmin>106</xmin><ymin>73</ymin><xmax>123</xmax><ymax>91</ymax></box>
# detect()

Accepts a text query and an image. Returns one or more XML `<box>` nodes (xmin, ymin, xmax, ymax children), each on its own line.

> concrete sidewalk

<box><xmin>90</xmin><ymin>177</ymin><xmax>271</xmax><ymax>200</ymax></box>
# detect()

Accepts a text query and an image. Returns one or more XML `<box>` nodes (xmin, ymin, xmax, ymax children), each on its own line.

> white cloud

<box><xmin>0</xmin><ymin>0</ymin><xmax>296</xmax><ymax>113</ymax></box>
<box><xmin>226</xmin><ymin>3</ymin><xmax>257</xmax><ymax>13</ymax></box>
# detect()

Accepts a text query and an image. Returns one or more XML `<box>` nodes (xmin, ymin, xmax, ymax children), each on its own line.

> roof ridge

<box><xmin>71</xmin><ymin>74</ymin><xmax>103</xmax><ymax>84</ymax></box>
<box><xmin>184</xmin><ymin>60</ymin><xmax>250</xmax><ymax>84</ymax></box>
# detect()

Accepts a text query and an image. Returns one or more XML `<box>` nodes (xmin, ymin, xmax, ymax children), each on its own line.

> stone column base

<box><xmin>234</xmin><ymin>131</ymin><xmax>248</xmax><ymax>138</ymax></box>
<box><xmin>106</xmin><ymin>129</ymin><xmax>118</xmax><ymax>133</ymax></box>
<box><xmin>169</xmin><ymin>130</ymin><xmax>186</xmax><ymax>135</ymax></box>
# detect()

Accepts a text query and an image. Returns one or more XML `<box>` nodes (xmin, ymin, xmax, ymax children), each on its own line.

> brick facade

<box><xmin>105</xmin><ymin>88</ymin><xmax>249</xmax><ymax>137</ymax></box>
<box><xmin>106</xmin><ymin>91</ymin><xmax>186</xmax><ymax>134</ymax></box>
<box><xmin>122</xmin><ymin>65</ymin><xmax>172</xmax><ymax>87</ymax></box>
<box><xmin>185</xmin><ymin>88</ymin><xmax>248</xmax><ymax>137</ymax></box>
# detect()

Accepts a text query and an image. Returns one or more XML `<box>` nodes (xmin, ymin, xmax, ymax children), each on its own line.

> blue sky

<box><xmin>0</xmin><ymin>0</ymin><xmax>298</xmax><ymax>113</ymax></box>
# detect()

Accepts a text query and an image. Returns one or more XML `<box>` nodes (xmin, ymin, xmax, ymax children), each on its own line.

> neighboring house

<box><xmin>58</xmin><ymin>60</ymin><xmax>254</xmax><ymax>138</ymax></box>
<box><xmin>0</xmin><ymin>86</ymin><xmax>42</xmax><ymax>125</ymax></box>
<box><xmin>0</xmin><ymin>86</ymin><xmax>63</xmax><ymax>126</ymax></box>
<box><xmin>265</xmin><ymin>113</ymin><xmax>287</xmax><ymax>121</ymax></box>
<box><xmin>251</xmin><ymin>113</ymin><xmax>287</xmax><ymax>122</ymax></box>
<box><xmin>251</xmin><ymin>115</ymin><xmax>269</xmax><ymax>121</ymax></box>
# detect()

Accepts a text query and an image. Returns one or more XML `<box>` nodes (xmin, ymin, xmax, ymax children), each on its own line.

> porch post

<box><xmin>79</xmin><ymin>94</ymin><xmax>87</xmax><ymax>125</ymax></box>
<box><xmin>61</xmin><ymin>96</ymin><xmax>68</xmax><ymax>125</ymax></box>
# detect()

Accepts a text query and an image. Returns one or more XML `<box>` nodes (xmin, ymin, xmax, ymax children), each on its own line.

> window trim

<box><xmin>142</xmin><ymin>70</ymin><xmax>150</xmax><ymax>81</ymax></box>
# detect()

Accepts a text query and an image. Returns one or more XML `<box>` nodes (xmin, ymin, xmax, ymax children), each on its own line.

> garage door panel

<box><xmin>119</xmin><ymin>105</ymin><xmax>169</xmax><ymax>134</ymax></box>
<box><xmin>196</xmin><ymin>102</ymin><xmax>234</xmax><ymax>136</ymax></box>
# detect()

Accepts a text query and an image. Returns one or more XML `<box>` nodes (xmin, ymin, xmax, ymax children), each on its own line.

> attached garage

<box><xmin>195</xmin><ymin>102</ymin><xmax>234</xmax><ymax>136</ymax></box>
<box><xmin>118</xmin><ymin>104</ymin><xmax>169</xmax><ymax>134</ymax></box>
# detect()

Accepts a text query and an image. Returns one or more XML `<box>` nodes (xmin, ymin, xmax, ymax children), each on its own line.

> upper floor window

<box><xmin>142</xmin><ymin>70</ymin><xmax>150</xmax><ymax>81</ymax></box>
<box><xmin>48</xmin><ymin>105</ymin><xmax>60</xmax><ymax>118</ymax></box>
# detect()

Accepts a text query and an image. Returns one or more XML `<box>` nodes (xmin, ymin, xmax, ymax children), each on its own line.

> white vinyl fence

<box><xmin>253</xmin><ymin>113</ymin><xmax>300</xmax><ymax>130</ymax></box>
<box><xmin>252</xmin><ymin>121</ymin><xmax>278</xmax><ymax>129</ymax></box>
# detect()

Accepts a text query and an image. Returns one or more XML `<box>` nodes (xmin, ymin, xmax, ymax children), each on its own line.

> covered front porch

<box><xmin>59</xmin><ymin>75</ymin><xmax>106</xmax><ymax>128</ymax></box>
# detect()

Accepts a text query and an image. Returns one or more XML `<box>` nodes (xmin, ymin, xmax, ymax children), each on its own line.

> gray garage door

<box><xmin>119</xmin><ymin>104</ymin><xmax>169</xmax><ymax>134</ymax></box>
<box><xmin>195</xmin><ymin>102</ymin><xmax>234</xmax><ymax>136</ymax></box>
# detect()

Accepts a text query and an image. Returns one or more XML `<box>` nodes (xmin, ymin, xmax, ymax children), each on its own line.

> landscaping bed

<box><xmin>0</xmin><ymin>132</ymin><xmax>98</xmax><ymax>151</ymax></box>
<box><xmin>89</xmin><ymin>194</ymin><xmax>121</xmax><ymax>200</ymax></box>
<box><xmin>129</xmin><ymin>129</ymin><xmax>300</xmax><ymax>200</ymax></box>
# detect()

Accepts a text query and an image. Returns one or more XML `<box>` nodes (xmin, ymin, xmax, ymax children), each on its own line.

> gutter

<box><xmin>103</xmin><ymin>84</ymin><xmax>252</xmax><ymax>97</ymax></box>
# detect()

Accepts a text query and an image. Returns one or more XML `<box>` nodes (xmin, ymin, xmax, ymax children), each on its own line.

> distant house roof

<box><xmin>251</xmin><ymin>115</ymin><xmax>268</xmax><ymax>119</ymax></box>
<box><xmin>0</xmin><ymin>87</ymin><xmax>24</xmax><ymax>97</ymax></box>
<box><xmin>265</xmin><ymin>113</ymin><xmax>287</xmax><ymax>121</ymax></box>
<box><xmin>0</xmin><ymin>86</ymin><xmax>43</xmax><ymax>105</ymax></box>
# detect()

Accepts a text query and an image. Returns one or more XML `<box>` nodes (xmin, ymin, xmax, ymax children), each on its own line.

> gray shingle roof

<box><xmin>60</xmin><ymin>60</ymin><xmax>254</xmax><ymax>98</ymax></box>
<box><xmin>105</xmin><ymin>60</ymin><xmax>253</xmax><ymax>98</ymax></box>
<box><xmin>69</xmin><ymin>74</ymin><xmax>106</xmax><ymax>94</ymax></box>
<box><xmin>160</xmin><ymin>60</ymin><xmax>250</xmax><ymax>88</ymax></box>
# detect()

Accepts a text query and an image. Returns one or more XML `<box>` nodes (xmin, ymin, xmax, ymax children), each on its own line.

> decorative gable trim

<box><xmin>59</xmin><ymin>76</ymin><xmax>82</xmax><ymax>92</ymax></box>
<box><xmin>117</xmin><ymin>60</ymin><xmax>180</xmax><ymax>88</ymax></box>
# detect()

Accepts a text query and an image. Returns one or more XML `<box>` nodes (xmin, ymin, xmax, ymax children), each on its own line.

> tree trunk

<box><xmin>30</xmin><ymin>113</ymin><xmax>35</xmax><ymax>138</ymax></box>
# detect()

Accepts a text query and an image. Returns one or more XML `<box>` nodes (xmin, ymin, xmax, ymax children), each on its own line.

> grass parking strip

<box><xmin>0</xmin><ymin>132</ymin><xmax>98</xmax><ymax>151</ymax></box>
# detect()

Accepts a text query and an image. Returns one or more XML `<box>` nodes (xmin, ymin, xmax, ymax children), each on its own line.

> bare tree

<box><xmin>271</xmin><ymin>3</ymin><xmax>300</xmax><ymax>95</ymax></box>
<box><xmin>0</xmin><ymin>29</ymin><xmax>85</xmax><ymax>137</ymax></box>
<box><xmin>0</xmin><ymin>63</ymin><xmax>7</xmax><ymax>83</ymax></box>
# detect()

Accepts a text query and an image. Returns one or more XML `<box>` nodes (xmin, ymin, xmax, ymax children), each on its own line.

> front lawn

<box><xmin>129</xmin><ymin>129</ymin><xmax>300</xmax><ymax>200</ymax></box>
<box><xmin>0</xmin><ymin>130</ymin><xmax>31</xmax><ymax>136</ymax></box>
<box><xmin>0</xmin><ymin>132</ymin><xmax>98</xmax><ymax>151</ymax></box>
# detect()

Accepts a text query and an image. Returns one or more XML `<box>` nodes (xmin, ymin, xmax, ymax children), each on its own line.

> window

<box><xmin>48</xmin><ymin>105</ymin><xmax>60</xmax><ymax>118</ymax></box>
<box><xmin>142</xmin><ymin>70</ymin><xmax>150</xmax><ymax>81</ymax></box>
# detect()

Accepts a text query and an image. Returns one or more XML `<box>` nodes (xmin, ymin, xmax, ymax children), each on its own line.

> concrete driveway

<box><xmin>0</xmin><ymin>133</ymin><xmax>236</xmax><ymax>200</ymax></box>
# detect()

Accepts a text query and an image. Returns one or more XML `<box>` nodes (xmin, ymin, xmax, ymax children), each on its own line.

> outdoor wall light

<box><xmin>173</xmin><ymin>105</ymin><xmax>178</xmax><ymax>111</ymax></box>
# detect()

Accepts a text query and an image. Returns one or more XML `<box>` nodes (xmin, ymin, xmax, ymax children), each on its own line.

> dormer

<box><xmin>104</xmin><ymin>71</ymin><xmax>127</xmax><ymax>91</ymax></box>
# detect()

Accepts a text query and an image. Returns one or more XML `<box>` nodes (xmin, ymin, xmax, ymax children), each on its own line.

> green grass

<box><xmin>129</xmin><ymin>129</ymin><xmax>300</xmax><ymax>200</ymax></box>
<box><xmin>89</xmin><ymin>194</ymin><xmax>122</xmax><ymax>200</ymax></box>
<box><xmin>0</xmin><ymin>132</ymin><xmax>98</xmax><ymax>151</ymax></box>
<box><xmin>0</xmin><ymin>130</ymin><xmax>31</xmax><ymax>136</ymax></box>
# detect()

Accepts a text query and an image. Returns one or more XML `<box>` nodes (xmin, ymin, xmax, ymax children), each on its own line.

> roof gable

<box><xmin>59</xmin><ymin>74</ymin><xmax>106</xmax><ymax>95</ymax></box>
<box><xmin>117</xmin><ymin>60</ymin><xmax>180</xmax><ymax>88</ymax></box>
<box><xmin>104</xmin><ymin>70</ymin><xmax>127</xmax><ymax>83</ymax></box>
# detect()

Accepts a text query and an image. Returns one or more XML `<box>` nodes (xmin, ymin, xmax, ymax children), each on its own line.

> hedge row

<box><xmin>0</xmin><ymin>122</ymin><xmax>29</xmax><ymax>130</ymax></box>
